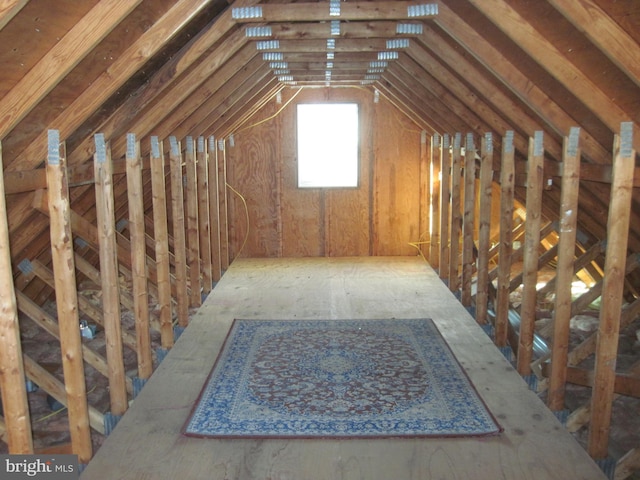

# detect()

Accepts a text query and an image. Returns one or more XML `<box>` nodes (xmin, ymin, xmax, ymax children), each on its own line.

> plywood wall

<box><xmin>226</xmin><ymin>87</ymin><xmax>424</xmax><ymax>259</ymax></box>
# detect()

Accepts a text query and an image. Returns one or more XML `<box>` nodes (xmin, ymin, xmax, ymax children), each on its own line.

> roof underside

<box><xmin>0</xmin><ymin>0</ymin><xmax>639</xmax><ymax>267</ymax></box>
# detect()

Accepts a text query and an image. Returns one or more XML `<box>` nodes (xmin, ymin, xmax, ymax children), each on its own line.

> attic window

<box><xmin>297</xmin><ymin>103</ymin><xmax>359</xmax><ymax>188</ymax></box>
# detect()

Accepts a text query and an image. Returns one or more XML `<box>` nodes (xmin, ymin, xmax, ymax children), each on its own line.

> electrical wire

<box><xmin>235</xmin><ymin>87</ymin><xmax>304</xmax><ymax>134</ymax></box>
<box><xmin>35</xmin><ymin>385</ymin><xmax>97</xmax><ymax>422</ymax></box>
<box><xmin>408</xmin><ymin>240</ymin><xmax>430</xmax><ymax>263</ymax></box>
<box><xmin>226</xmin><ymin>182</ymin><xmax>250</xmax><ymax>261</ymax></box>
<box><xmin>408</xmin><ymin>228</ymin><xmax>432</xmax><ymax>263</ymax></box>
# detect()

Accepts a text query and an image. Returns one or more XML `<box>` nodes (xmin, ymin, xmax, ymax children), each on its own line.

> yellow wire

<box><xmin>35</xmin><ymin>385</ymin><xmax>98</xmax><ymax>422</ymax></box>
<box><xmin>408</xmin><ymin>240</ymin><xmax>430</xmax><ymax>263</ymax></box>
<box><xmin>226</xmin><ymin>182</ymin><xmax>250</xmax><ymax>261</ymax></box>
<box><xmin>235</xmin><ymin>87</ymin><xmax>304</xmax><ymax>134</ymax></box>
<box><xmin>235</xmin><ymin>84</ymin><xmax>374</xmax><ymax>135</ymax></box>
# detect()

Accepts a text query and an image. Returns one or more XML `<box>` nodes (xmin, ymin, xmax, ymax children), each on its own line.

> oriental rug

<box><xmin>183</xmin><ymin>318</ymin><xmax>501</xmax><ymax>438</ymax></box>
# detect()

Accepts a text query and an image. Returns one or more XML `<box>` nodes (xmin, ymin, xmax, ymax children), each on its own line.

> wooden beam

<box><xmin>461</xmin><ymin>133</ymin><xmax>476</xmax><ymax>307</ymax></box>
<box><xmin>27</xmin><ymin>258</ymin><xmax>139</xmax><ymax>354</ymax></box>
<box><xmin>0</xmin><ymin>141</ymin><xmax>32</xmax><ymax>453</ymax></box>
<box><xmin>465</xmin><ymin>0</ymin><xmax>640</xmax><ymax>153</ymax></box>
<box><xmin>16</xmin><ymin>290</ymin><xmax>133</xmax><ymax>395</ymax></box>
<box><xmin>218</xmin><ymin>140</ymin><xmax>230</xmax><ymax>271</ymax></box>
<box><xmin>0</xmin><ymin>0</ymin><xmax>141</xmax><ymax>138</ymax></box>
<box><xmin>208</xmin><ymin>137</ymin><xmax>222</xmax><ymax>282</ymax></box>
<box><xmin>374</xmin><ymin>81</ymin><xmax>437</xmax><ymax>135</ymax></box>
<box><xmin>419</xmin><ymin>131</ymin><xmax>430</xmax><ymax>259</ymax></box>
<box><xmin>429</xmin><ymin>134</ymin><xmax>441</xmax><ymax>268</ymax></box>
<box><xmin>2</xmin><ymin>169</ymin><xmax>46</xmax><ymax>194</ymax></box>
<box><xmin>146</xmin><ymin>46</ymin><xmax>263</xmax><ymax>158</ymax></box>
<box><xmin>184</xmin><ymin>137</ymin><xmax>202</xmax><ymax>308</ymax></box>
<box><xmin>537</xmin><ymin>240</ymin><xmax>604</xmax><ymax>298</ymax></box>
<box><xmin>571</xmin><ymin>253</ymin><xmax>640</xmax><ymax>325</ymax></box>
<box><xmin>568</xmin><ymin>288</ymin><xmax>640</xmax><ymax>365</ymax></box>
<box><xmin>231</xmin><ymin>2</ymin><xmax>439</xmax><ymax>22</ymax></box>
<box><xmin>8</xmin><ymin>0</ymin><xmax>217</xmax><ymax>173</ymax></box>
<box><xmin>448</xmin><ymin>134</ymin><xmax>462</xmax><ymax>293</ymax></box>
<box><xmin>125</xmin><ymin>134</ymin><xmax>153</xmax><ymax>380</ymax></box>
<box><xmin>475</xmin><ymin>133</ymin><xmax>494</xmax><ymax>325</ymax></box>
<box><xmin>434</xmin><ymin>3</ymin><xmax>611</xmax><ymax>166</ymax></box>
<box><xmin>488</xmin><ymin>221</ymin><xmax>526</xmax><ymax>282</ymax></box>
<box><xmin>169</xmin><ymin>137</ymin><xmax>190</xmax><ymax>327</ymax></box>
<box><xmin>384</xmin><ymin>61</ymin><xmax>462</xmax><ymax>133</ymax></box>
<box><xmin>588</xmin><ymin>124</ymin><xmax>636</xmax><ymax>459</ymax></box>
<box><xmin>33</xmin><ymin>188</ymin><xmax>166</xmax><ymax>310</ymax></box>
<box><xmin>546</xmin><ymin>0</ymin><xmax>640</xmax><ymax>90</ymax></box>
<box><xmin>0</xmin><ymin>0</ymin><xmax>27</xmax><ymax>30</ymax></box>
<box><xmin>22</xmin><ymin>355</ymin><xmax>103</xmax><ymax>436</ymax></box>
<box><xmin>439</xmin><ymin>135</ymin><xmax>451</xmax><ymax>280</ymax></box>
<box><xmin>261</xmin><ymin>21</ymin><xmax>425</xmax><ymax>40</ymax></box>
<box><xmin>615</xmin><ymin>447</ymin><xmax>640</xmax><ymax>480</ymax></box>
<box><xmin>197</xmin><ymin>137</ymin><xmax>213</xmax><ymax>294</ymax></box>
<box><xmin>94</xmin><ymin>135</ymin><xmax>128</xmax><ymax>417</ymax></box>
<box><xmin>86</xmin><ymin>27</ymin><xmax>250</xmax><ymax>166</ymax></box>
<box><xmin>547</xmin><ymin>128</ymin><xmax>581</xmax><ymax>410</ymax></box>
<box><xmin>45</xmin><ymin>130</ymin><xmax>92</xmax><ymax>462</ymax></box>
<box><xmin>507</xmin><ymin>222</ymin><xmax>556</xmax><ymax>294</ymax></box>
<box><xmin>517</xmin><ymin>132</ymin><xmax>544</xmax><ymax>375</ymax></box>
<box><xmin>495</xmin><ymin>131</ymin><xmax>515</xmax><ymax>348</ymax></box>
<box><xmin>565</xmin><ymin>297</ymin><xmax>640</xmax><ymax>434</ymax></box>
<box><xmin>392</xmin><ymin>53</ymin><xmax>485</xmax><ymax>136</ymax></box>
<box><xmin>415</xmin><ymin>25</ymin><xmax>563</xmax><ymax>161</ymax></box>
<box><xmin>542</xmin><ymin>363</ymin><xmax>640</xmax><ymax>398</ymax></box>
<box><xmin>402</xmin><ymin>43</ymin><xmax>529</xmax><ymax>154</ymax></box>
<box><xmin>208</xmin><ymin>78</ymin><xmax>282</xmax><ymax>139</ymax></box>
<box><xmin>544</xmin><ymin>161</ymin><xmax>640</xmax><ymax>188</ymax></box>
<box><xmin>150</xmin><ymin>137</ymin><xmax>174</xmax><ymax>349</ymax></box>
<box><xmin>259</xmin><ymin>38</ymin><xmax>412</xmax><ymax>53</ymax></box>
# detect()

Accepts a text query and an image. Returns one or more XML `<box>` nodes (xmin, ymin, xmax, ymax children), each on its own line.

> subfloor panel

<box><xmin>81</xmin><ymin>257</ymin><xmax>606</xmax><ymax>479</ymax></box>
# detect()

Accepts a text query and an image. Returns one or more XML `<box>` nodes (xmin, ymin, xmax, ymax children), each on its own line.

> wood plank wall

<box><xmin>225</xmin><ymin>88</ymin><xmax>424</xmax><ymax>259</ymax></box>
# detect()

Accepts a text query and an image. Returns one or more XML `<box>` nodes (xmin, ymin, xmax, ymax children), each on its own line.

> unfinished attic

<box><xmin>1</xmin><ymin>0</ymin><xmax>640</xmax><ymax>478</ymax></box>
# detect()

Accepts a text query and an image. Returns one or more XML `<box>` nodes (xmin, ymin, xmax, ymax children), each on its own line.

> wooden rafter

<box><xmin>465</xmin><ymin>0</ymin><xmax>640</xmax><ymax>152</ymax></box>
<box><xmin>90</xmin><ymin>28</ymin><xmax>250</xmax><ymax>164</ymax></box>
<box><xmin>546</xmin><ymin>0</ymin><xmax>640</xmax><ymax>89</ymax></box>
<box><xmin>414</xmin><ymin>27</ymin><xmax>563</xmax><ymax>161</ymax></box>
<box><xmin>434</xmin><ymin>2</ymin><xmax>612</xmax><ymax>166</ymax></box>
<box><xmin>7</xmin><ymin>0</ymin><xmax>218</xmax><ymax>172</ymax></box>
<box><xmin>0</xmin><ymin>0</ymin><xmax>27</xmax><ymax>31</ymax></box>
<box><xmin>588</xmin><ymin>126</ymin><xmax>636</xmax><ymax>459</ymax></box>
<box><xmin>0</xmin><ymin>141</ymin><xmax>32</xmax><ymax>454</ymax></box>
<box><xmin>0</xmin><ymin>0</ymin><xmax>142</xmax><ymax>139</ymax></box>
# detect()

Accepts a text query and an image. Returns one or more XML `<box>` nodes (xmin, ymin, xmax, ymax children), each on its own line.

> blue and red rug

<box><xmin>183</xmin><ymin>318</ymin><xmax>501</xmax><ymax>438</ymax></box>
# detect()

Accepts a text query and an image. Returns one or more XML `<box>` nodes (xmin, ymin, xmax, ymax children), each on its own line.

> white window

<box><xmin>297</xmin><ymin>103</ymin><xmax>359</xmax><ymax>188</ymax></box>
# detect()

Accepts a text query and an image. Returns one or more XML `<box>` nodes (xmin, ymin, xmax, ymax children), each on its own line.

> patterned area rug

<box><xmin>183</xmin><ymin>318</ymin><xmax>501</xmax><ymax>438</ymax></box>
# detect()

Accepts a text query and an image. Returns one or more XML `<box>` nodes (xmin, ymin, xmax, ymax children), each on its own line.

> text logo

<box><xmin>0</xmin><ymin>455</ymin><xmax>78</xmax><ymax>479</ymax></box>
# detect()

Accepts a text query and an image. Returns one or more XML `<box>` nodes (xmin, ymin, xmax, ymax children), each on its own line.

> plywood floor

<box><xmin>81</xmin><ymin>257</ymin><xmax>606</xmax><ymax>479</ymax></box>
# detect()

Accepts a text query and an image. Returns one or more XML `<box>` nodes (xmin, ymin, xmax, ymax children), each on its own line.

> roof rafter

<box><xmin>465</xmin><ymin>0</ymin><xmax>640</xmax><ymax>152</ymax></box>
<box><xmin>103</xmin><ymin>28</ymin><xmax>252</xmax><ymax>162</ymax></box>
<box><xmin>546</xmin><ymin>0</ymin><xmax>640</xmax><ymax>89</ymax></box>
<box><xmin>7</xmin><ymin>0</ymin><xmax>218</xmax><ymax>172</ymax></box>
<box><xmin>373</xmin><ymin>81</ymin><xmax>436</xmax><ymax>134</ymax></box>
<box><xmin>0</xmin><ymin>0</ymin><xmax>143</xmax><ymax>139</ymax></box>
<box><xmin>0</xmin><ymin>0</ymin><xmax>27</xmax><ymax>30</ymax></box>
<box><xmin>434</xmin><ymin>2</ymin><xmax>612</xmax><ymax>165</ymax></box>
